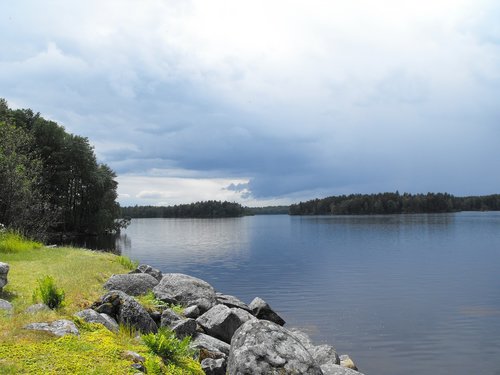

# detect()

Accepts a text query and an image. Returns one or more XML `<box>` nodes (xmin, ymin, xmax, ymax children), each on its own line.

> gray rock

<box><xmin>311</xmin><ymin>344</ymin><xmax>340</xmax><ymax>367</ymax></box>
<box><xmin>74</xmin><ymin>309</ymin><xmax>119</xmax><ymax>332</ymax></box>
<box><xmin>171</xmin><ymin>318</ymin><xmax>197</xmax><ymax>339</ymax></box>
<box><xmin>201</xmin><ymin>358</ymin><xmax>226</xmax><ymax>375</ymax></box>
<box><xmin>321</xmin><ymin>363</ymin><xmax>364</xmax><ymax>375</ymax></box>
<box><xmin>288</xmin><ymin>328</ymin><xmax>314</xmax><ymax>350</ymax></box>
<box><xmin>24</xmin><ymin>319</ymin><xmax>79</xmax><ymax>337</ymax></box>
<box><xmin>248</xmin><ymin>297</ymin><xmax>285</xmax><ymax>326</ymax></box>
<box><xmin>0</xmin><ymin>262</ymin><xmax>9</xmax><ymax>289</ymax></box>
<box><xmin>103</xmin><ymin>273</ymin><xmax>159</xmax><ymax>296</ymax></box>
<box><xmin>183</xmin><ymin>305</ymin><xmax>201</xmax><ymax>318</ymax></box>
<box><xmin>0</xmin><ymin>298</ymin><xmax>13</xmax><ymax>314</ymax></box>
<box><xmin>153</xmin><ymin>273</ymin><xmax>217</xmax><ymax>313</ymax></box>
<box><xmin>25</xmin><ymin>303</ymin><xmax>50</xmax><ymax>314</ymax></box>
<box><xmin>289</xmin><ymin>328</ymin><xmax>340</xmax><ymax>367</ymax></box>
<box><xmin>130</xmin><ymin>264</ymin><xmax>163</xmax><ymax>282</ymax></box>
<box><xmin>100</xmin><ymin>313</ymin><xmax>120</xmax><ymax>332</ymax></box>
<box><xmin>191</xmin><ymin>332</ymin><xmax>231</xmax><ymax>357</ymax></box>
<box><xmin>227</xmin><ymin>319</ymin><xmax>322</xmax><ymax>375</ymax></box>
<box><xmin>215</xmin><ymin>292</ymin><xmax>250</xmax><ymax>311</ymax></box>
<box><xmin>92</xmin><ymin>290</ymin><xmax>157</xmax><ymax>334</ymax></box>
<box><xmin>160</xmin><ymin>308</ymin><xmax>183</xmax><ymax>328</ymax></box>
<box><xmin>196</xmin><ymin>304</ymin><xmax>255</xmax><ymax>344</ymax></box>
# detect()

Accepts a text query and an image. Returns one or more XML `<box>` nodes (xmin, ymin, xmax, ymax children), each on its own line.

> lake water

<box><xmin>113</xmin><ymin>212</ymin><xmax>500</xmax><ymax>375</ymax></box>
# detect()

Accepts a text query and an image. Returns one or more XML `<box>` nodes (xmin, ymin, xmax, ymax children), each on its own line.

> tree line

<box><xmin>0</xmin><ymin>99</ymin><xmax>125</xmax><ymax>240</ymax></box>
<box><xmin>121</xmin><ymin>201</ymin><xmax>246</xmax><ymax>218</ymax></box>
<box><xmin>289</xmin><ymin>192</ymin><xmax>500</xmax><ymax>215</ymax></box>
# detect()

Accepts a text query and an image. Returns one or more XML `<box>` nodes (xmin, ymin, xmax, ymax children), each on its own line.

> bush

<box><xmin>142</xmin><ymin>327</ymin><xmax>196</xmax><ymax>364</ymax></box>
<box><xmin>33</xmin><ymin>275</ymin><xmax>65</xmax><ymax>309</ymax></box>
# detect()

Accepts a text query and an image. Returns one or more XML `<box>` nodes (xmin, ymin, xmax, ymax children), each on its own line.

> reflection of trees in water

<box><xmin>116</xmin><ymin>234</ymin><xmax>131</xmax><ymax>255</ymax></box>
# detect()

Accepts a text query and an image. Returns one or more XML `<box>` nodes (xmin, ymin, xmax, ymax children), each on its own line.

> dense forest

<box><xmin>0</xmin><ymin>99</ymin><xmax>124</xmax><ymax>240</ymax></box>
<box><xmin>289</xmin><ymin>192</ymin><xmax>500</xmax><ymax>215</ymax></box>
<box><xmin>121</xmin><ymin>201</ymin><xmax>246</xmax><ymax>218</ymax></box>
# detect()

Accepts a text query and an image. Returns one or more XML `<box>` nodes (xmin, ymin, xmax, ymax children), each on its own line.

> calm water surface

<box><xmin>114</xmin><ymin>212</ymin><xmax>500</xmax><ymax>375</ymax></box>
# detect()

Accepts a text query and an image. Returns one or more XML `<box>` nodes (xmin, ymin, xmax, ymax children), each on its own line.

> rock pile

<box><xmin>76</xmin><ymin>265</ymin><xmax>364</xmax><ymax>374</ymax></box>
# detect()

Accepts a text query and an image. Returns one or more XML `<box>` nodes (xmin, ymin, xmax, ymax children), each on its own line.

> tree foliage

<box><xmin>121</xmin><ymin>200</ymin><xmax>246</xmax><ymax>218</ymax></box>
<box><xmin>289</xmin><ymin>192</ymin><xmax>500</xmax><ymax>215</ymax></box>
<box><xmin>0</xmin><ymin>99</ymin><xmax>124</xmax><ymax>239</ymax></box>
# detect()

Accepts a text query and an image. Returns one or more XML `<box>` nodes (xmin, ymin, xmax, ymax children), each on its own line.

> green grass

<box><xmin>0</xmin><ymin>231</ymin><xmax>42</xmax><ymax>253</ymax></box>
<box><xmin>0</xmin><ymin>239</ymin><xmax>203</xmax><ymax>374</ymax></box>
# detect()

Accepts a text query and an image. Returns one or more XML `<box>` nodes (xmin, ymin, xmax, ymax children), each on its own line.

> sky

<box><xmin>1</xmin><ymin>0</ymin><xmax>499</xmax><ymax>207</ymax></box>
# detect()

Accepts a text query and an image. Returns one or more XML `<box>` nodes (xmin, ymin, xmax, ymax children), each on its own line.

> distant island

<box><xmin>121</xmin><ymin>202</ymin><xmax>290</xmax><ymax>218</ymax></box>
<box><xmin>289</xmin><ymin>192</ymin><xmax>500</xmax><ymax>215</ymax></box>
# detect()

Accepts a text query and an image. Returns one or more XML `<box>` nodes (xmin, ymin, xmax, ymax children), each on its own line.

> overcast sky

<box><xmin>1</xmin><ymin>1</ymin><xmax>499</xmax><ymax>206</ymax></box>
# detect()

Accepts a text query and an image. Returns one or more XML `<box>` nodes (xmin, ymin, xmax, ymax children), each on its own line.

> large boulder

<box><xmin>129</xmin><ymin>264</ymin><xmax>163</xmax><ymax>282</ymax></box>
<box><xmin>191</xmin><ymin>332</ymin><xmax>231</xmax><ymax>357</ymax></box>
<box><xmin>153</xmin><ymin>273</ymin><xmax>217</xmax><ymax>312</ymax></box>
<box><xmin>248</xmin><ymin>297</ymin><xmax>285</xmax><ymax>326</ymax></box>
<box><xmin>227</xmin><ymin>319</ymin><xmax>323</xmax><ymax>375</ymax></box>
<box><xmin>103</xmin><ymin>273</ymin><xmax>159</xmax><ymax>296</ymax></box>
<box><xmin>196</xmin><ymin>304</ymin><xmax>256</xmax><ymax>344</ymax></box>
<box><xmin>215</xmin><ymin>292</ymin><xmax>250</xmax><ymax>312</ymax></box>
<box><xmin>24</xmin><ymin>319</ymin><xmax>79</xmax><ymax>337</ymax></box>
<box><xmin>0</xmin><ymin>262</ymin><xmax>9</xmax><ymax>289</ymax></box>
<box><xmin>75</xmin><ymin>309</ymin><xmax>119</xmax><ymax>332</ymax></box>
<box><xmin>91</xmin><ymin>290</ymin><xmax>157</xmax><ymax>334</ymax></box>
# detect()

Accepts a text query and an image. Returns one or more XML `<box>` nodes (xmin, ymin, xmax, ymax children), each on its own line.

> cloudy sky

<box><xmin>1</xmin><ymin>1</ymin><xmax>499</xmax><ymax>206</ymax></box>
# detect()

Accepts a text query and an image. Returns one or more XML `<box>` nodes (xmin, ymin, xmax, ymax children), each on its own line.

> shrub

<box><xmin>33</xmin><ymin>275</ymin><xmax>65</xmax><ymax>309</ymax></box>
<box><xmin>142</xmin><ymin>327</ymin><xmax>196</xmax><ymax>364</ymax></box>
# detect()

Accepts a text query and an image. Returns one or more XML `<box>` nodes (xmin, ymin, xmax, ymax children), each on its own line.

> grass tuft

<box><xmin>32</xmin><ymin>275</ymin><xmax>66</xmax><ymax>309</ymax></box>
<box><xmin>116</xmin><ymin>255</ymin><xmax>139</xmax><ymax>270</ymax></box>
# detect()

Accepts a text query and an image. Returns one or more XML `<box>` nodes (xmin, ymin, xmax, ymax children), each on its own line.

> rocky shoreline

<box><xmin>1</xmin><ymin>261</ymin><xmax>364</xmax><ymax>374</ymax></box>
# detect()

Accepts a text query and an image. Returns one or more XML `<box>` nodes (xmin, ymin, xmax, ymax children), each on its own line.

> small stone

<box><xmin>340</xmin><ymin>354</ymin><xmax>359</xmax><ymax>371</ymax></box>
<box><xmin>74</xmin><ymin>309</ymin><xmax>118</xmax><ymax>332</ymax></box>
<box><xmin>0</xmin><ymin>299</ymin><xmax>13</xmax><ymax>314</ymax></box>
<box><xmin>201</xmin><ymin>357</ymin><xmax>226</xmax><ymax>375</ymax></box>
<box><xmin>248</xmin><ymin>297</ymin><xmax>285</xmax><ymax>326</ymax></box>
<box><xmin>130</xmin><ymin>363</ymin><xmax>146</xmax><ymax>373</ymax></box>
<box><xmin>123</xmin><ymin>350</ymin><xmax>145</xmax><ymax>363</ymax></box>
<box><xmin>25</xmin><ymin>303</ymin><xmax>50</xmax><ymax>314</ymax></box>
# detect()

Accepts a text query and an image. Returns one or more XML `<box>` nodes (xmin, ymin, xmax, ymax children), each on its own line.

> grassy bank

<box><xmin>0</xmin><ymin>232</ymin><xmax>203</xmax><ymax>374</ymax></box>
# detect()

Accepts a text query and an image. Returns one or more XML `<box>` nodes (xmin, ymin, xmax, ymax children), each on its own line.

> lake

<box><xmin>111</xmin><ymin>212</ymin><xmax>500</xmax><ymax>375</ymax></box>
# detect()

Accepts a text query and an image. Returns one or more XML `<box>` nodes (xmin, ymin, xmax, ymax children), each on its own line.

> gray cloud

<box><xmin>1</xmin><ymin>1</ymin><xmax>500</xmax><ymax>204</ymax></box>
